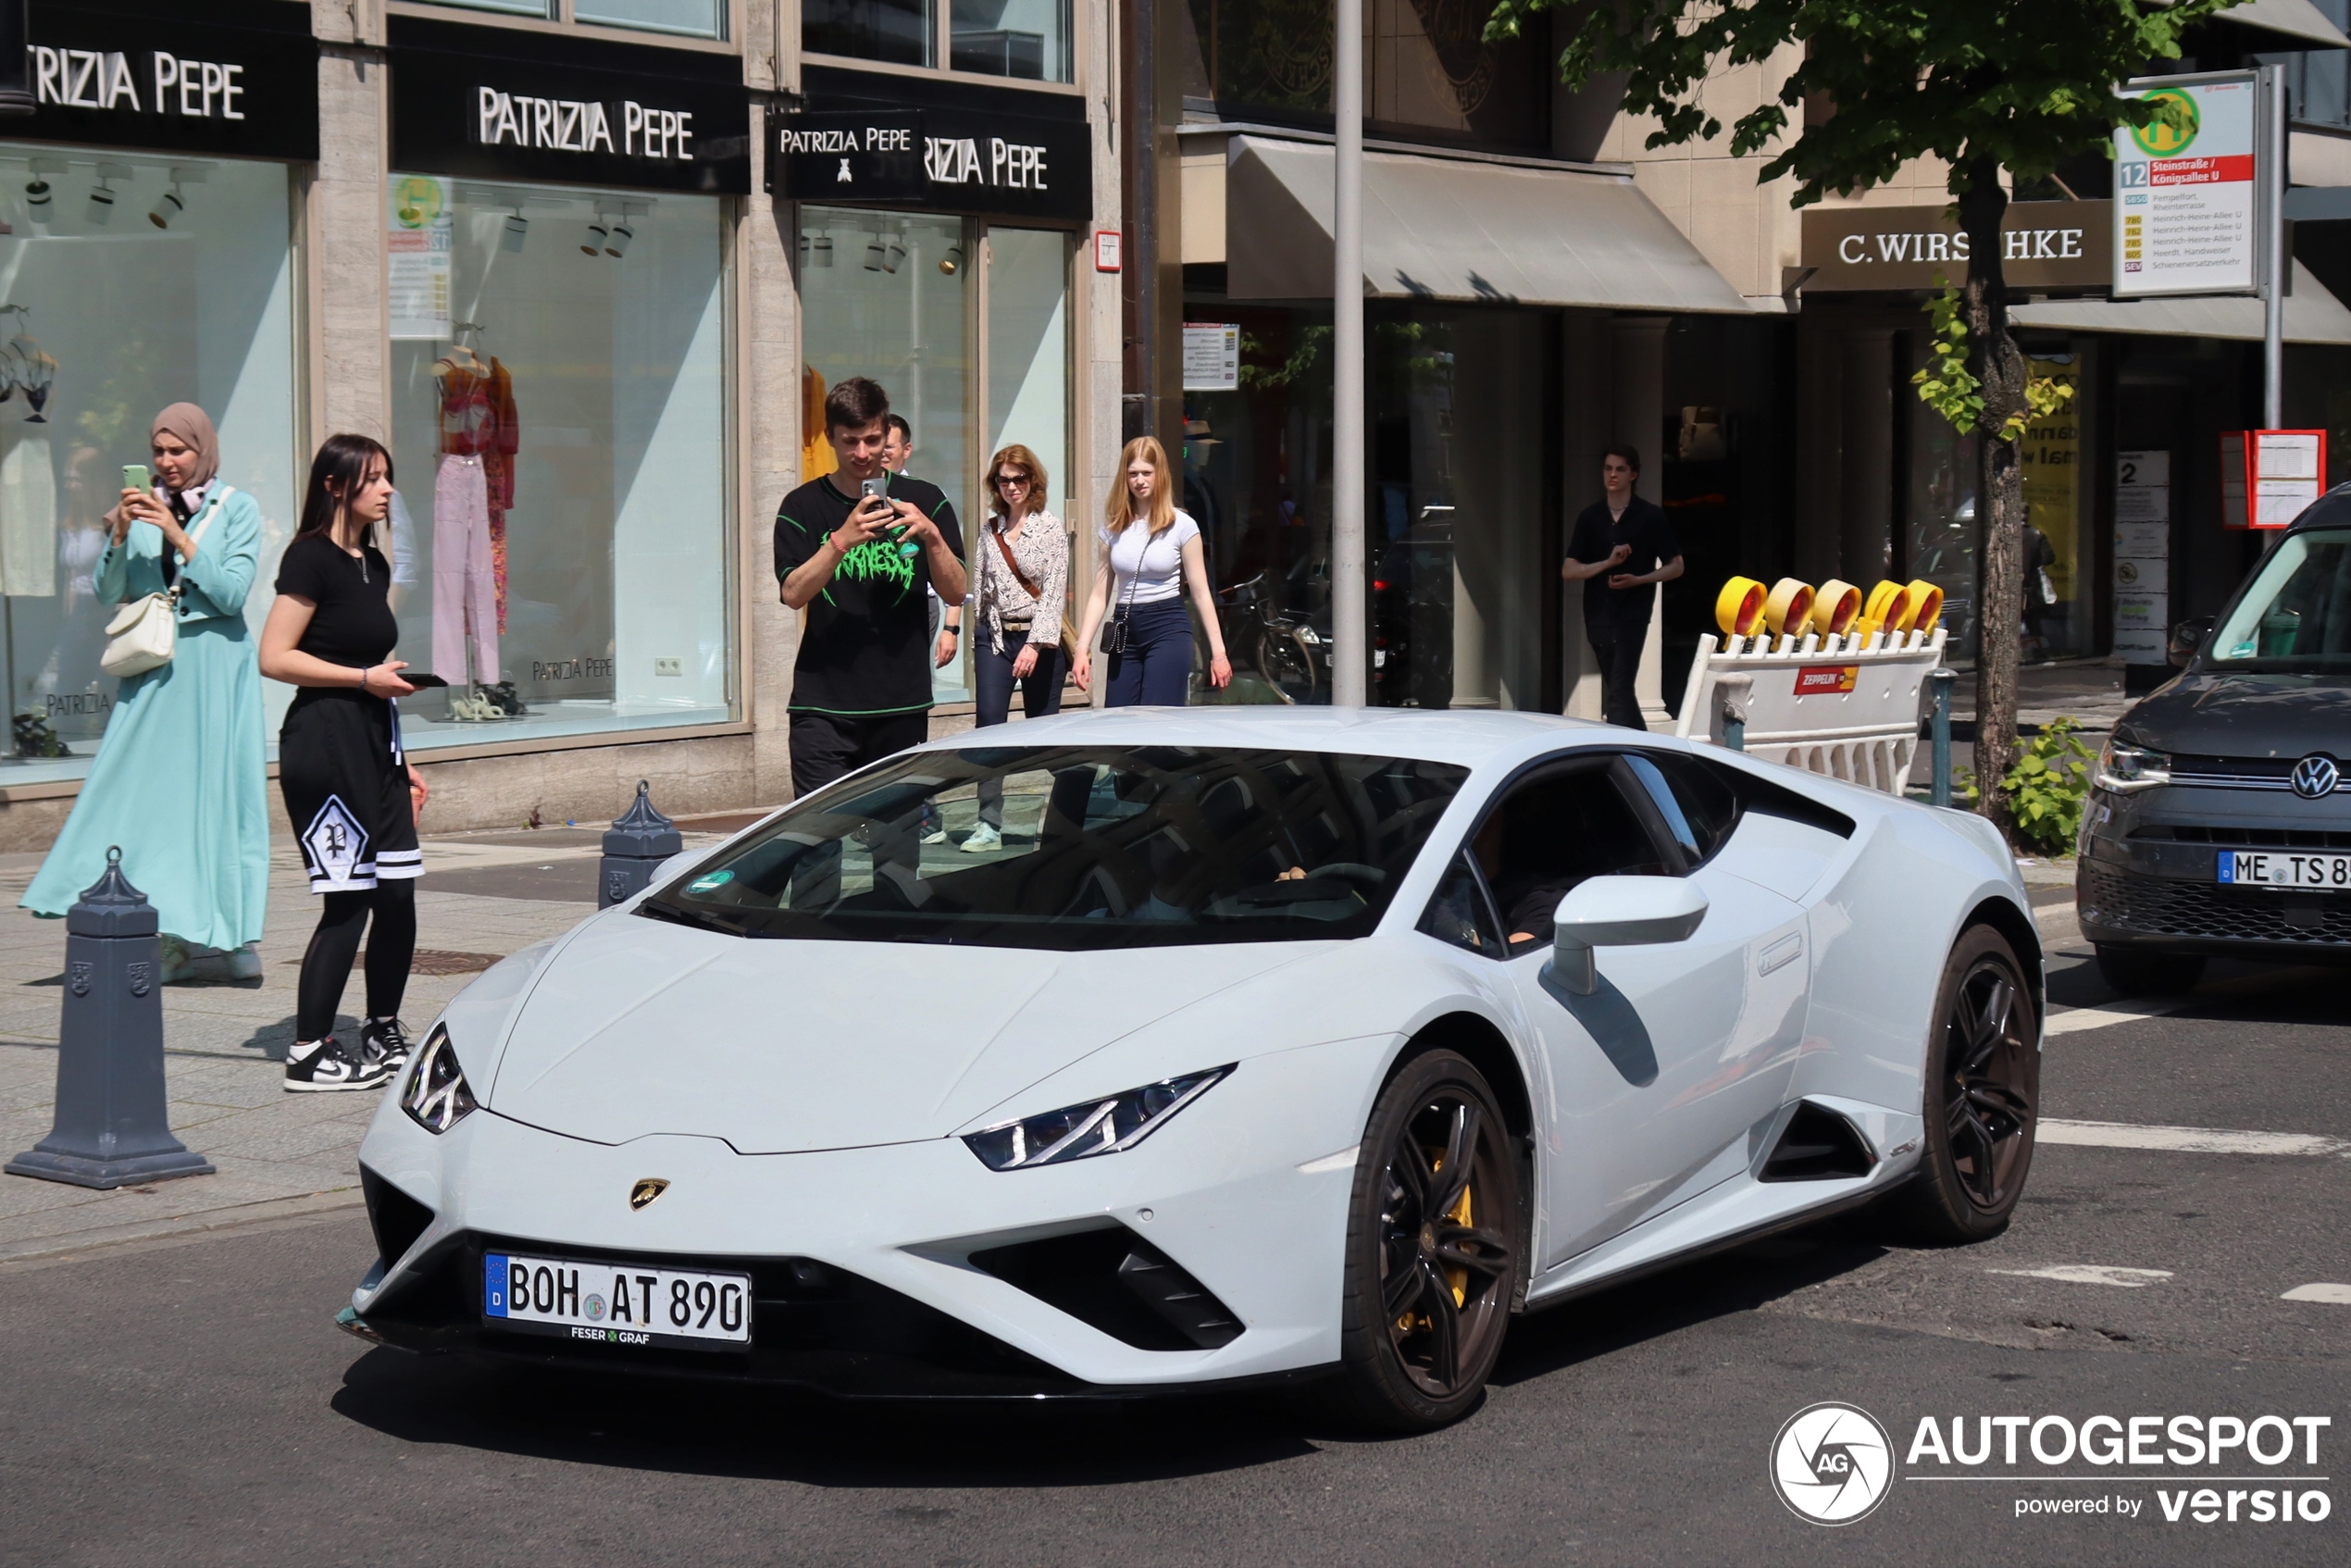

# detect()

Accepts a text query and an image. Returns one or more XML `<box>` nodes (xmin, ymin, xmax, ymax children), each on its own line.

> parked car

<box><xmin>344</xmin><ymin>708</ymin><xmax>2037</xmax><ymax>1430</ymax></box>
<box><xmin>2078</xmin><ymin>495</ymin><xmax>2351</xmax><ymax>992</ymax></box>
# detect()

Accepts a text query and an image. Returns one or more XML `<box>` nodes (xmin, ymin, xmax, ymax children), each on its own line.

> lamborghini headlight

<box><xmin>401</xmin><ymin>1024</ymin><xmax>478</xmax><ymax>1134</ymax></box>
<box><xmin>963</xmin><ymin>1065</ymin><xmax>1234</xmax><ymax>1171</ymax></box>
<box><xmin>2096</xmin><ymin>738</ymin><xmax>2171</xmax><ymax>792</ymax></box>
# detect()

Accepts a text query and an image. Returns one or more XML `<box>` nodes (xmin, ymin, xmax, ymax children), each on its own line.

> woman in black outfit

<box><xmin>259</xmin><ymin>434</ymin><xmax>430</xmax><ymax>1092</ymax></box>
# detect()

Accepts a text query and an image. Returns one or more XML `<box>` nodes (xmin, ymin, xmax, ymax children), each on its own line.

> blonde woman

<box><xmin>1072</xmin><ymin>437</ymin><xmax>1231</xmax><ymax>705</ymax></box>
<box><xmin>963</xmin><ymin>443</ymin><xmax>1069</xmax><ymax>852</ymax></box>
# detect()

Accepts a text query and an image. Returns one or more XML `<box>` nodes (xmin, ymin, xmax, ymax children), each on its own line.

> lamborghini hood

<box><xmin>479</xmin><ymin>913</ymin><xmax>1314</xmax><ymax>1152</ymax></box>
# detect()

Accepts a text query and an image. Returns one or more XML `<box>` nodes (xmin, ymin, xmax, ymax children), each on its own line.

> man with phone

<box><xmin>775</xmin><ymin>376</ymin><xmax>967</xmax><ymax>800</ymax></box>
<box><xmin>1562</xmin><ymin>444</ymin><xmax>1682</xmax><ymax>729</ymax></box>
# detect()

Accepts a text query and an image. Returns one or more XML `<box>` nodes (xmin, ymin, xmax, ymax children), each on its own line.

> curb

<box><xmin>0</xmin><ymin>1188</ymin><xmax>365</xmax><ymax>1271</ymax></box>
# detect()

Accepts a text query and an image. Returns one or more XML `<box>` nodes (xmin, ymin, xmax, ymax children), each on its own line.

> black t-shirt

<box><xmin>275</xmin><ymin>534</ymin><xmax>398</xmax><ymax>689</ymax></box>
<box><xmin>774</xmin><ymin>473</ymin><xmax>964</xmax><ymax>716</ymax></box>
<box><xmin>1567</xmin><ymin>496</ymin><xmax>1678</xmax><ymax>630</ymax></box>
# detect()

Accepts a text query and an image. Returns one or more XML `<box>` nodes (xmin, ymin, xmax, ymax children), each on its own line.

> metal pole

<box><xmin>1717</xmin><ymin>672</ymin><xmax>1751</xmax><ymax>753</ymax></box>
<box><xmin>1930</xmin><ymin>667</ymin><xmax>1957</xmax><ymax>808</ymax></box>
<box><xmin>2263</xmin><ymin>62</ymin><xmax>2286</xmax><ymax>430</ymax></box>
<box><xmin>1329</xmin><ymin>0</ymin><xmax>1367</xmax><ymax>707</ymax></box>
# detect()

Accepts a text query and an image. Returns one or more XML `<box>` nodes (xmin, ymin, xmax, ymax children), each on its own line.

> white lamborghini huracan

<box><xmin>344</xmin><ymin>708</ymin><xmax>2040</xmax><ymax>1429</ymax></box>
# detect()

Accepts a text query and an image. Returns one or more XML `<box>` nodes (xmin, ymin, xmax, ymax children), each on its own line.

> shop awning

<box><xmin>2208</xmin><ymin>0</ymin><xmax>2351</xmax><ymax>49</ymax></box>
<box><xmin>1224</xmin><ymin>135</ymin><xmax>1751</xmax><ymax>314</ymax></box>
<box><xmin>2009</xmin><ymin>260</ymin><xmax>2351</xmax><ymax>345</ymax></box>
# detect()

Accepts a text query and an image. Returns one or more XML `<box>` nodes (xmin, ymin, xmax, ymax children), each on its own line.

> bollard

<box><xmin>6</xmin><ymin>848</ymin><xmax>213</xmax><ymax>1188</ymax></box>
<box><xmin>1716</xmin><ymin>672</ymin><xmax>1753</xmax><ymax>753</ymax></box>
<box><xmin>1929</xmin><ymin>667</ymin><xmax>1958</xmax><ymax>808</ymax></box>
<box><xmin>599</xmin><ymin>779</ymin><xmax>682</xmax><ymax>909</ymax></box>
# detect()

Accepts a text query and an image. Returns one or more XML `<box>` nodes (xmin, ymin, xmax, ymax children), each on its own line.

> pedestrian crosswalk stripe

<box><xmin>2040</xmin><ymin>1118</ymin><xmax>2349</xmax><ymax>1156</ymax></box>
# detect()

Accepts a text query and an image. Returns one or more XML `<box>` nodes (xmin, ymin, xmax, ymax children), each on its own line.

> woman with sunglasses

<box><xmin>960</xmin><ymin>444</ymin><xmax>1068</xmax><ymax>852</ymax></box>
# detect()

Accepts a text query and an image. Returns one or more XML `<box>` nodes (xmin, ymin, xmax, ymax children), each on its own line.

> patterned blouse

<box><xmin>975</xmin><ymin>508</ymin><xmax>1069</xmax><ymax>653</ymax></box>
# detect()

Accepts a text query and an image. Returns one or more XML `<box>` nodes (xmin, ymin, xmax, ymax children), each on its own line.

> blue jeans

<box><xmin>1104</xmin><ymin>598</ymin><xmax>1193</xmax><ymax>707</ymax></box>
<box><xmin>975</xmin><ymin>628</ymin><xmax>1064</xmax><ymax>828</ymax></box>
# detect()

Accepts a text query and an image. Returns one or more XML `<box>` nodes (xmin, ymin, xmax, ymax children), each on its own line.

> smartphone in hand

<box><xmin>122</xmin><ymin>464</ymin><xmax>152</xmax><ymax>494</ymax></box>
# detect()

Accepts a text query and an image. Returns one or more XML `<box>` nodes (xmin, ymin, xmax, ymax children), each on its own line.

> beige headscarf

<box><xmin>151</xmin><ymin>402</ymin><xmax>220</xmax><ymax>492</ymax></box>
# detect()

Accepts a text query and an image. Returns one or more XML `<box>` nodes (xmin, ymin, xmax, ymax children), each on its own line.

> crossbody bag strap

<box><xmin>167</xmin><ymin>486</ymin><xmax>229</xmax><ymax>604</ymax></box>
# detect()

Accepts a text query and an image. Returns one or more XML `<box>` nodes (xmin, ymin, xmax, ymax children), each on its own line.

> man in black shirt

<box><xmin>774</xmin><ymin>377</ymin><xmax>967</xmax><ymax>799</ymax></box>
<box><xmin>1562</xmin><ymin>444</ymin><xmax>1682</xmax><ymax>729</ymax></box>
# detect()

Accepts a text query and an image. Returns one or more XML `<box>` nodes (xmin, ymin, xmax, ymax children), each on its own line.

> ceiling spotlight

<box><xmin>939</xmin><ymin>244</ymin><xmax>964</xmax><ymax>276</ymax></box>
<box><xmin>882</xmin><ymin>238</ymin><xmax>905</xmax><ymax>274</ymax></box>
<box><xmin>501</xmin><ymin>210</ymin><xmax>529</xmax><ymax>253</ymax></box>
<box><xmin>810</xmin><ymin>231</ymin><xmax>833</xmax><ymax>268</ymax></box>
<box><xmin>581</xmin><ymin>218</ymin><xmax>609</xmax><ymax>255</ymax></box>
<box><xmin>24</xmin><ymin>180</ymin><xmax>49</xmax><ymax>225</ymax></box>
<box><xmin>864</xmin><ymin>235</ymin><xmax>886</xmax><ymax>271</ymax></box>
<box><xmin>149</xmin><ymin>182</ymin><xmax>186</xmax><ymax>230</ymax></box>
<box><xmin>603</xmin><ymin>221</ymin><xmax>632</xmax><ymax>259</ymax></box>
<box><xmin>88</xmin><ymin>179</ymin><xmax>118</xmax><ymax>226</ymax></box>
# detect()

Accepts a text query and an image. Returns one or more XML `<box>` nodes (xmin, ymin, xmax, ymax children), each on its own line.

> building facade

<box><xmin>0</xmin><ymin>0</ymin><xmax>1121</xmax><ymax>850</ymax></box>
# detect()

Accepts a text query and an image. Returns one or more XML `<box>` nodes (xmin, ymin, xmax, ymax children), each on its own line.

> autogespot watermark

<box><xmin>1772</xmin><ymin>1406</ymin><xmax>2336</xmax><ymax>1527</ymax></box>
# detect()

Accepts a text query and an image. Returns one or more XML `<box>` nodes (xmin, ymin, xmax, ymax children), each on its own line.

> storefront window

<box><xmin>2019</xmin><ymin>348</ymin><xmax>2089</xmax><ymax>660</ymax></box>
<box><xmin>386</xmin><ymin>175</ymin><xmax>733</xmax><ymax>750</ymax></box>
<box><xmin>576</xmin><ymin>0</ymin><xmax>728</xmax><ymax>39</ymax></box>
<box><xmin>952</xmin><ymin>0</ymin><xmax>1073</xmax><ymax>82</ymax></box>
<box><xmin>807</xmin><ymin>0</ymin><xmax>936</xmax><ymax>68</ymax></box>
<box><xmin>799</xmin><ymin>205</ymin><xmax>975</xmax><ymax>702</ymax></box>
<box><xmin>986</xmin><ymin>228</ymin><xmax>1071</xmax><ymax>520</ymax></box>
<box><xmin>0</xmin><ymin>145</ymin><xmax>298</xmax><ymax>784</ymax></box>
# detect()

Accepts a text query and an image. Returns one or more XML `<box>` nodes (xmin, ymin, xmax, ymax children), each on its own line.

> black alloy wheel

<box><xmin>1898</xmin><ymin>926</ymin><xmax>2040</xmax><ymax>1242</ymax></box>
<box><xmin>1320</xmin><ymin>1050</ymin><xmax>1522</xmax><ymax>1430</ymax></box>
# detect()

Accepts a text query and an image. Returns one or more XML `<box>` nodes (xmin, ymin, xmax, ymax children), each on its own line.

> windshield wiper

<box><xmin>635</xmin><ymin>900</ymin><xmax>752</xmax><ymax>938</ymax></box>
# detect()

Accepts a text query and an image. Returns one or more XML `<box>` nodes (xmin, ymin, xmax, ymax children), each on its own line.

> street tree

<box><xmin>1486</xmin><ymin>0</ymin><xmax>2235</xmax><ymax>837</ymax></box>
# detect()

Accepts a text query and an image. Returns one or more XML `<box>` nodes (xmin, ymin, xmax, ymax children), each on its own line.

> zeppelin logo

<box><xmin>32</xmin><ymin>47</ymin><xmax>247</xmax><ymax>119</ymax></box>
<box><xmin>476</xmin><ymin>87</ymin><xmax>695</xmax><ymax>162</ymax></box>
<box><xmin>1794</xmin><ymin>666</ymin><xmax>1859</xmax><ymax>695</ymax></box>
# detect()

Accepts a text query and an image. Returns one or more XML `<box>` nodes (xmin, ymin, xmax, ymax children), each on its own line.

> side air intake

<box><xmin>1760</xmin><ymin>1102</ymin><xmax>1877</xmax><ymax>1182</ymax></box>
<box><xmin>970</xmin><ymin>1227</ymin><xmax>1244</xmax><ymax>1350</ymax></box>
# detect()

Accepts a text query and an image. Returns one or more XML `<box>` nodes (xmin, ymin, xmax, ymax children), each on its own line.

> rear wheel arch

<box><xmin>1959</xmin><ymin>895</ymin><xmax>2044</xmax><ymax>1028</ymax></box>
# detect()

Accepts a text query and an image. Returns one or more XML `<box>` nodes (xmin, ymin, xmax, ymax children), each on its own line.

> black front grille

<box><xmin>360</xmin><ymin>1232</ymin><xmax>1086</xmax><ymax>1397</ymax></box>
<box><xmin>2133</xmin><ymin>824</ymin><xmax>2351</xmax><ymax>851</ymax></box>
<box><xmin>2080</xmin><ymin>864</ymin><xmax>2351</xmax><ymax>946</ymax></box>
<box><xmin>362</xmin><ymin>1167</ymin><xmax>434</xmax><ymax>1266</ymax></box>
<box><xmin>2169</xmin><ymin>753</ymin><xmax>2347</xmax><ymax>794</ymax></box>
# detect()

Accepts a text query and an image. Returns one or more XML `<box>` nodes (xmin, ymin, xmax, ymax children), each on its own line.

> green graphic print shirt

<box><xmin>774</xmin><ymin>472</ymin><xmax>964</xmax><ymax>716</ymax></box>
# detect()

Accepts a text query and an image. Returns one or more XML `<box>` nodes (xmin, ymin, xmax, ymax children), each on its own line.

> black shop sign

<box><xmin>388</xmin><ymin>15</ymin><xmax>751</xmax><ymax>195</ymax></box>
<box><xmin>770</xmin><ymin>107</ymin><xmax>1090</xmax><ymax>222</ymax></box>
<box><xmin>14</xmin><ymin>0</ymin><xmax>317</xmax><ymax>160</ymax></box>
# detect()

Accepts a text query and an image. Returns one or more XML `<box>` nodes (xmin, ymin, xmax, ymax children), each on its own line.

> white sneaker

<box><xmin>960</xmin><ymin>824</ymin><xmax>1002</xmax><ymax>852</ymax></box>
<box><xmin>920</xmin><ymin>827</ymin><xmax>948</xmax><ymax>845</ymax></box>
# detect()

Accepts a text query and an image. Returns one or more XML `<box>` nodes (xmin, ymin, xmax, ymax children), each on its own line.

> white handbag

<box><xmin>101</xmin><ymin>488</ymin><xmax>227</xmax><ymax>679</ymax></box>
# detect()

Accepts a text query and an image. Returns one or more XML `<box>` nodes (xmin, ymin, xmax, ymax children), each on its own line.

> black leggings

<box><xmin>295</xmin><ymin>881</ymin><xmax>417</xmax><ymax>1041</ymax></box>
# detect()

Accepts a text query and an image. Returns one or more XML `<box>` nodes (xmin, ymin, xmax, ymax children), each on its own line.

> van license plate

<box><xmin>2217</xmin><ymin>851</ymin><xmax>2351</xmax><ymax>889</ymax></box>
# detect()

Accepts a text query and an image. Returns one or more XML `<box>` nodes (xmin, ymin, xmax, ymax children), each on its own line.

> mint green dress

<box><xmin>20</xmin><ymin>488</ymin><xmax>270</xmax><ymax>951</ymax></box>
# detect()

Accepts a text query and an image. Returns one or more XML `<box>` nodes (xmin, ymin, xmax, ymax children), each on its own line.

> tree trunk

<box><xmin>1958</xmin><ymin>155</ymin><xmax>2027</xmax><ymax>842</ymax></box>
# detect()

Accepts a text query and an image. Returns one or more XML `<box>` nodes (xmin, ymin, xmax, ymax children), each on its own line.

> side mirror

<box><xmin>2168</xmin><ymin>616</ymin><xmax>2213</xmax><ymax>668</ymax></box>
<box><xmin>1547</xmin><ymin>876</ymin><xmax>1710</xmax><ymax>995</ymax></box>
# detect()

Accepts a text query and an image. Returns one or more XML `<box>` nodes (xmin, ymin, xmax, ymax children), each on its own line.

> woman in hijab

<box><xmin>21</xmin><ymin>404</ymin><xmax>270</xmax><ymax>983</ymax></box>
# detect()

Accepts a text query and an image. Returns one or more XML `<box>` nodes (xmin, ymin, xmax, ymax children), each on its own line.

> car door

<box><xmin>1464</xmin><ymin>752</ymin><xmax>1809</xmax><ymax>1269</ymax></box>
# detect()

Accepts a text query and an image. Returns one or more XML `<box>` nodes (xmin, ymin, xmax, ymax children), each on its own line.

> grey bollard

<box><xmin>1716</xmin><ymin>672</ymin><xmax>1753</xmax><ymax>753</ymax></box>
<box><xmin>599</xmin><ymin>780</ymin><xmax>682</xmax><ymax>909</ymax></box>
<box><xmin>6</xmin><ymin>848</ymin><xmax>214</xmax><ymax>1189</ymax></box>
<box><xmin>1929</xmin><ymin>667</ymin><xmax>1958</xmax><ymax>807</ymax></box>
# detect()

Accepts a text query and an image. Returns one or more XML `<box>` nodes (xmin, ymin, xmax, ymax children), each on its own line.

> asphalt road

<box><xmin>2</xmin><ymin>947</ymin><xmax>2345</xmax><ymax>1568</ymax></box>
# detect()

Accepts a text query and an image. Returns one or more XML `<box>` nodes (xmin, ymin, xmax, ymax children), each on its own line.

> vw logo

<box><xmin>2292</xmin><ymin>754</ymin><xmax>2340</xmax><ymax>801</ymax></box>
<box><xmin>1770</xmin><ymin>1402</ymin><xmax>1895</xmax><ymax>1525</ymax></box>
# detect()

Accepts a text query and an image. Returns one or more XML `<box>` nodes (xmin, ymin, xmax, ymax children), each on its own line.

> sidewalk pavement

<box><xmin>0</xmin><ymin>824</ymin><xmax>733</xmax><ymax>1265</ymax></box>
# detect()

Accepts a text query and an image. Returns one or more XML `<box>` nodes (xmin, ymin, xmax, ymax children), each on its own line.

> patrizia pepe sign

<box><xmin>388</xmin><ymin>15</ymin><xmax>750</xmax><ymax>194</ymax></box>
<box><xmin>14</xmin><ymin>0</ymin><xmax>317</xmax><ymax>159</ymax></box>
<box><xmin>769</xmin><ymin>108</ymin><xmax>1090</xmax><ymax>222</ymax></box>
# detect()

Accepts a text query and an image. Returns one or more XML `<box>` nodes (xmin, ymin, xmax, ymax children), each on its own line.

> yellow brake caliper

<box><xmin>1400</xmin><ymin>1147</ymin><xmax>1476</xmax><ymax>1334</ymax></box>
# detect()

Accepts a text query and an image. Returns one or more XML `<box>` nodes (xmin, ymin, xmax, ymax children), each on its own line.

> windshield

<box><xmin>2208</xmin><ymin>528</ymin><xmax>2351</xmax><ymax>673</ymax></box>
<box><xmin>641</xmin><ymin>745</ymin><xmax>1470</xmax><ymax>950</ymax></box>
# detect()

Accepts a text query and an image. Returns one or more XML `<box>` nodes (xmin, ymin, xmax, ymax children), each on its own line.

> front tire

<box><xmin>2095</xmin><ymin>944</ymin><xmax>2204</xmax><ymax>997</ymax></box>
<box><xmin>1319</xmin><ymin>1051</ymin><xmax>1522</xmax><ymax>1431</ymax></box>
<box><xmin>1897</xmin><ymin>926</ymin><xmax>2039</xmax><ymax>1244</ymax></box>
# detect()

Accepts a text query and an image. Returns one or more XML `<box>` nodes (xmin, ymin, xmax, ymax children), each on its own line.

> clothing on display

<box><xmin>483</xmin><ymin>356</ymin><xmax>516</xmax><ymax>632</ymax></box>
<box><xmin>0</xmin><ymin>426</ymin><xmax>56</xmax><ymax>597</ymax></box>
<box><xmin>432</xmin><ymin>454</ymin><xmax>498</xmax><ymax>685</ymax></box>
<box><xmin>435</xmin><ymin>342</ymin><xmax>519</xmax><ymax>637</ymax></box>
<box><xmin>801</xmin><ymin>367</ymin><xmax>838</xmax><ymax>483</ymax></box>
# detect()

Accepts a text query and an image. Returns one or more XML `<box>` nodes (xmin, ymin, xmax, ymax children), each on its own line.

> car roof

<box><xmin>2293</xmin><ymin>483</ymin><xmax>2351</xmax><ymax>533</ymax></box>
<box><xmin>910</xmin><ymin>704</ymin><xmax>1616</xmax><ymax>768</ymax></box>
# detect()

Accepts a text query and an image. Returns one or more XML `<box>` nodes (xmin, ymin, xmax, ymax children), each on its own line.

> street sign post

<box><xmin>2112</xmin><ymin>71</ymin><xmax>2262</xmax><ymax>300</ymax></box>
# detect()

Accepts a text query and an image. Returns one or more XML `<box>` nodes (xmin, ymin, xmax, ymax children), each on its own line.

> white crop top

<box><xmin>1104</xmin><ymin>512</ymin><xmax>1200</xmax><ymax>605</ymax></box>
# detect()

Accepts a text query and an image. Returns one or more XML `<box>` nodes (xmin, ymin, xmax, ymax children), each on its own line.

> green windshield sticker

<box><xmin>688</xmin><ymin>870</ymin><xmax>735</xmax><ymax>894</ymax></box>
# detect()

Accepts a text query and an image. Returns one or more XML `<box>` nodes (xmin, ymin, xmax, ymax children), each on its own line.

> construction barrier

<box><xmin>1675</xmin><ymin>626</ymin><xmax>1949</xmax><ymax>795</ymax></box>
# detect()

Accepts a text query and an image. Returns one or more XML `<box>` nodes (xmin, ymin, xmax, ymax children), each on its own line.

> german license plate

<box><xmin>2217</xmin><ymin>851</ymin><xmax>2351</xmax><ymax>889</ymax></box>
<box><xmin>483</xmin><ymin>1251</ymin><xmax>751</xmax><ymax>1351</ymax></box>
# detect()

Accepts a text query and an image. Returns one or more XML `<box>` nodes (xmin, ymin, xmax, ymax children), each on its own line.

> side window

<box><xmin>1623</xmin><ymin>752</ymin><xmax>1741</xmax><ymax>868</ymax></box>
<box><xmin>1471</xmin><ymin>760</ymin><xmax>1676</xmax><ymax>952</ymax></box>
<box><xmin>1418</xmin><ymin>852</ymin><xmax>1506</xmax><ymax>959</ymax></box>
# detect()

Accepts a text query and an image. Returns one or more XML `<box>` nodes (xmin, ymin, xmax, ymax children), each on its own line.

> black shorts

<box><xmin>788</xmin><ymin>709</ymin><xmax>929</xmax><ymax>799</ymax></box>
<box><xmin>280</xmin><ymin>692</ymin><xmax>421</xmax><ymax>895</ymax></box>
